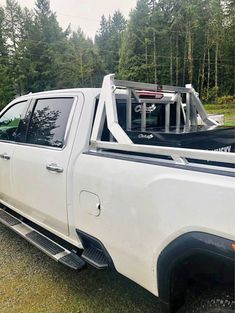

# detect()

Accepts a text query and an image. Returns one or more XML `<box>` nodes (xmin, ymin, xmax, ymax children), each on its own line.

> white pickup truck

<box><xmin>0</xmin><ymin>74</ymin><xmax>234</xmax><ymax>313</ymax></box>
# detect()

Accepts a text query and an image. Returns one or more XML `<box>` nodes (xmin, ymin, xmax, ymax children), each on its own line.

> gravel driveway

<box><xmin>0</xmin><ymin>224</ymin><xmax>161</xmax><ymax>313</ymax></box>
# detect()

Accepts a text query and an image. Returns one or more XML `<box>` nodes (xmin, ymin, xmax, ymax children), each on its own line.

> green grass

<box><xmin>0</xmin><ymin>224</ymin><xmax>161</xmax><ymax>313</ymax></box>
<box><xmin>204</xmin><ymin>103</ymin><xmax>235</xmax><ymax>126</ymax></box>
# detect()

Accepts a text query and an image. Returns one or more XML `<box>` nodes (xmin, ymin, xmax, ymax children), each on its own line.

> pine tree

<box><xmin>95</xmin><ymin>11</ymin><xmax>127</xmax><ymax>73</ymax></box>
<box><xmin>4</xmin><ymin>0</ymin><xmax>23</xmax><ymax>54</ymax></box>
<box><xmin>0</xmin><ymin>6</ymin><xmax>13</xmax><ymax>108</ymax></box>
<box><xmin>109</xmin><ymin>11</ymin><xmax>127</xmax><ymax>73</ymax></box>
<box><xmin>65</xmin><ymin>29</ymin><xmax>104</xmax><ymax>88</ymax></box>
<box><xmin>3</xmin><ymin>0</ymin><xmax>24</xmax><ymax>95</ymax></box>
<box><xmin>24</xmin><ymin>0</ymin><xmax>66</xmax><ymax>91</ymax></box>
<box><xmin>0</xmin><ymin>7</ymin><xmax>7</xmax><ymax>58</ymax></box>
<box><xmin>119</xmin><ymin>0</ymin><xmax>151</xmax><ymax>81</ymax></box>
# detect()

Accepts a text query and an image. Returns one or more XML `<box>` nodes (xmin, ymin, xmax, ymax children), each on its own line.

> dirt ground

<box><xmin>0</xmin><ymin>224</ymin><xmax>161</xmax><ymax>313</ymax></box>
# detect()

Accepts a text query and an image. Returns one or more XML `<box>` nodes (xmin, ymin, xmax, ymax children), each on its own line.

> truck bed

<box><xmin>125</xmin><ymin>126</ymin><xmax>235</xmax><ymax>153</ymax></box>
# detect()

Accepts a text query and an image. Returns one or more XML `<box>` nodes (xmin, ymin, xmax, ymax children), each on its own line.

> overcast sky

<box><xmin>0</xmin><ymin>0</ymin><xmax>137</xmax><ymax>39</ymax></box>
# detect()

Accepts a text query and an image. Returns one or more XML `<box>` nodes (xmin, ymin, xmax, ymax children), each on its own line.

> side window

<box><xmin>0</xmin><ymin>101</ymin><xmax>28</xmax><ymax>142</ymax></box>
<box><xmin>26</xmin><ymin>98</ymin><xmax>74</xmax><ymax>148</ymax></box>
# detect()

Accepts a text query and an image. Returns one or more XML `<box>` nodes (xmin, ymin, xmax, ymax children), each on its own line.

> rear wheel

<box><xmin>179</xmin><ymin>290</ymin><xmax>234</xmax><ymax>313</ymax></box>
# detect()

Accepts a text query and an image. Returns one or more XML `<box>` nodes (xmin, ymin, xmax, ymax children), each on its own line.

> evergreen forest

<box><xmin>0</xmin><ymin>0</ymin><xmax>234</xmax><ymax>109</ymax></box>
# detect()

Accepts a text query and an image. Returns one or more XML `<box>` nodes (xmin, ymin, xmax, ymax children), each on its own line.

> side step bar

<box><xmin>0</xmin><ymin>209</ymin><xmax>86</xmax><ymax>271</ymax></box>
<box><xmin>82</xmin><ymin>247</ymin><xmax>109</xmax><ymax>269</ymax></box>
<box><xmin>77</xmin><ymin>230</ymin><xmax>111</xmax><ymax>270</ymax></box>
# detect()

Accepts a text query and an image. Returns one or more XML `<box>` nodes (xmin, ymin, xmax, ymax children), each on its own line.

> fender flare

<box><xmin>157</xmin><ymin>232</ymin><xmax>234</xmax><ymax>312</ymax></box>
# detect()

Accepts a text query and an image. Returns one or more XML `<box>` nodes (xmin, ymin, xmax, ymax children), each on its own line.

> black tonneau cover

<box><xmin>126</xmin><ymin>126</ymin><xmax>235</xmax><ymax>153</ymax></box>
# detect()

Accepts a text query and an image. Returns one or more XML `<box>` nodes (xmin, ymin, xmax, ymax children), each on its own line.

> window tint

<box><xmin>0</xmin><ymin>101</ymin><xmax>28</xmax><ymax>142</ymax></box>
<box><xmin>26</xmin><ymin>98</ymin><xmax>73</xmax><ymax>148</ymax></box>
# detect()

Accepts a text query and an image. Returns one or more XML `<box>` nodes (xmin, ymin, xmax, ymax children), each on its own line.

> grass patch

<box><xmin>0</xmin><ymin>225</ymin><xmax>161</xmax><ymax>313</ymax></box>
<box><xmin>204</xmin><ymin>103</ymin><xmax>235</xmax><ymax>126</ymax></box>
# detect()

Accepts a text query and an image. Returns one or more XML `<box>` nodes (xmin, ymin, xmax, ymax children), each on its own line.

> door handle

<box><xmin>46</xmin><ymin>163</ymin><xmax>64</xmax><ymax>173</ymax></box>
<box><xmin>0</xmin><ymin>153</ymin><xmax>11</xmax><ymax>160</ymax></box>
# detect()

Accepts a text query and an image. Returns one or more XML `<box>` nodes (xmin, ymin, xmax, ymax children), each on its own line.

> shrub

<box><xmin>201</xmin><ymin>87</ymin><xmax>219</xmax><ymax>103</ymax></box>
<box><xmin>217</xmin><ymin>95</ymin><xmax>235</xmax><ymax>105</ymax></box>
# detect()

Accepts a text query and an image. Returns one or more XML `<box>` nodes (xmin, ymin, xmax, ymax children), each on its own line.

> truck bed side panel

<box><xmin>73</xmin><ymin>153</ymin><xmax>235</xmax><ymax>296</ymax></box>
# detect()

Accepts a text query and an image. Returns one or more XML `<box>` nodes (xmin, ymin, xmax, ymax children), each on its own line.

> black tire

<box><xmin>179</xmin><ymin>290</ymin><xmax>235</xmax><ymax>313</ymax></box>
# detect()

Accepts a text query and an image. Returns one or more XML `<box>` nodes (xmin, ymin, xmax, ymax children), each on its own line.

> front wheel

<box><xmin>179</xmin><ymin>290</ymin><xmax>234</xmax><ymax>313</ymax></box>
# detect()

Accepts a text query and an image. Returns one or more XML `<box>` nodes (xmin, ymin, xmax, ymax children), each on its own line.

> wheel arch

<box><xmin>157</xmin><ymin>232</ymin><xmax>234</xmax><ymax>313</ymax></box>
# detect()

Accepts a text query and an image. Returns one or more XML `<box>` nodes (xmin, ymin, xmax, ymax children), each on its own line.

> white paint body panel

<box><xmin>10</xmin><ymin>95</ymin><xmax>83</xmax><ymax>236</ymax></box>
<box><xmin>12</xmin><ymin>145</ymin><xmax>71</xmax><ymax>235</ymax></box>
<box><xmin>73</xmin><ymin>154</ymin><xmax>235</xmax><ymax>295</ymax></box>
<box><xmin>0</xmin><ymin>142</ymin><xmax>14</xmax><ymax>202</ymax></box>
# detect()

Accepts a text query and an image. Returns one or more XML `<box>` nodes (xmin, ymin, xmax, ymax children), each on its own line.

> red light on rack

<box><xmin>136</xmin><ymin>90</ymin><xmax>163</xmax><ymax>99</ymax></box>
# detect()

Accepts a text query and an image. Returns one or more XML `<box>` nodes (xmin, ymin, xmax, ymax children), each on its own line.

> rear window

<box><xmin>26</xmin><ymin>98</ymin><xmax>73</xmax><ymax>148</ymax></box>
<box><xmin>95</xmin><ymin>98</ymin><xmax>184</xmax><ymax>142</ymax></box>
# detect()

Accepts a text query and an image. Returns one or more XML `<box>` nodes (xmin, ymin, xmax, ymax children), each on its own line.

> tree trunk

<box><xmin>215</xmin><ymin>40</ymin><xmax>219</xmax><ymax>100</ymax></box>
<box><xmin>175</xmin><ymin>34</ymin><xmax>179</xmax><ymax>85</ymax></box>
<box><xmin>153</xmin><ymin>30</ymin><xmax>157</xmax><ymax>84</ymax></box>
<box><xmin>187</xmin><ymin>29</ymin><xmax>193</xmax><ymax>83</ymax></box>
<box><xmin>207</xmin><ymin>47</ymin><xmax>210</xmax><ymax>99</ymax></box>
<box><xmin>145</xmin><ymin>37</ymin><xmax>148</xmax><ymax>83</ymax></box>
<box><xmin>197</xmin><ymin>61</ymin><xmax>201</xmax><ymax>90</ymax></box>
<box><xmin>200</xmin><ymin>48</ymin><xmax>206</xmax><ymax>95</ymax></box>
<box><xmin>170</xmin><ymin>37</ymin><xmax>173</xmax><ymax>85</ymax></box>
<box><xmin>9</xmin><ymin>7</ymin><xmax>17</xmax><ymax>53</ymax></box>
<box><xmin>80</xmin><ymin>52</ymin><xmax>84</xmax><ymax>85</ymax></box>
<box><xmin>182</xmin><ymin>37</ymin><xmax>187</xmax><ymax>86</ymax></box>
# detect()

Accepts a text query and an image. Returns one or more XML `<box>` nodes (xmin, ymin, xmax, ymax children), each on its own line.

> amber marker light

<box><xmin>232</xmin><ymin>244</ymin><xmax>235</xmax><ymax>251</ymax></box>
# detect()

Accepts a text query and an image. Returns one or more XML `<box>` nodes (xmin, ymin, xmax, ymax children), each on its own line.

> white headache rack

<box><xmin>91</xmin><ymin>74</ymin><xmax>235</xmax><ymax>168</ymax></box>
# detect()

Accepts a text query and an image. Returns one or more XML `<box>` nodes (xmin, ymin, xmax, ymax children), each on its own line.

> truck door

<box><xmin>0</xmin><ymin>100</ymin><xmax>29</xmax><ymax>204</ymax></box>
<box><xmin>12</xmin><ymin>96</ymin><xmax>82</xmax><ymax>236</ymax></box>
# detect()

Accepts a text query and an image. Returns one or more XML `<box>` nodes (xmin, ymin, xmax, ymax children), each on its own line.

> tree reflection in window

<box><xmin>27</xmin><ymin>98</ymin><xmax>73</xmax><ymax>148</ymax></box>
